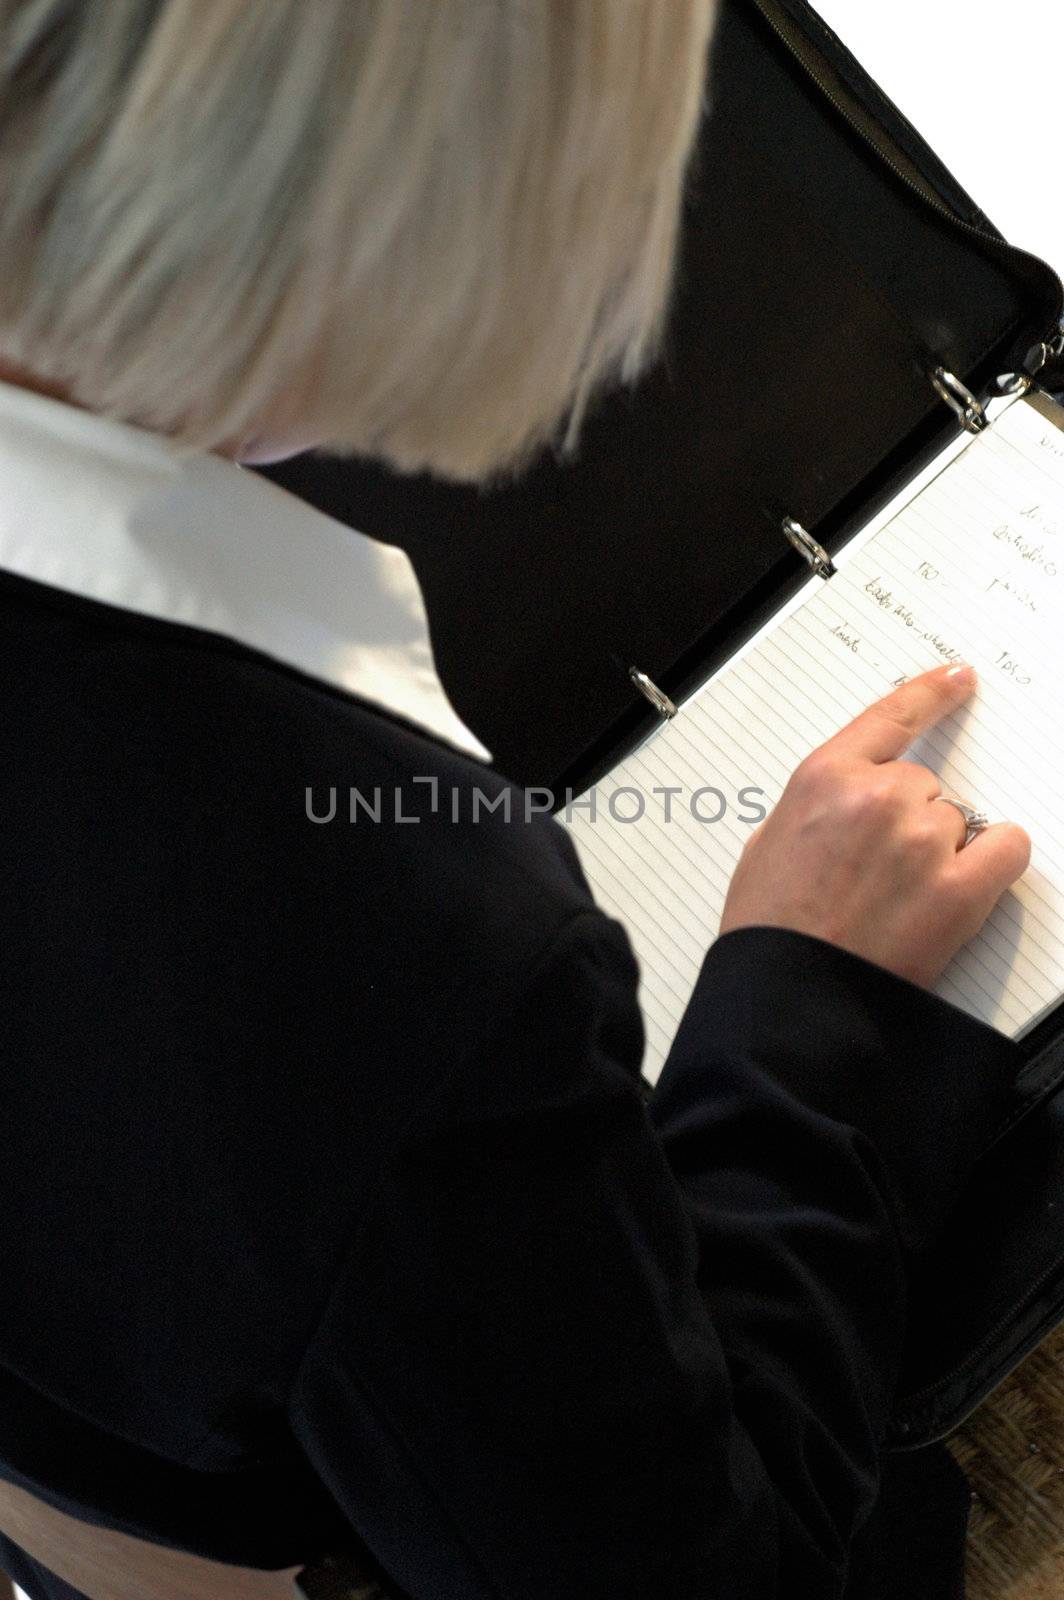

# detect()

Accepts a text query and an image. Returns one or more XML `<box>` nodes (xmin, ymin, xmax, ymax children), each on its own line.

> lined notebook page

<box><xmin>564</xmin><ymin>392</ymin><xmax>1064</xmax><ymax>1083</ymax></box>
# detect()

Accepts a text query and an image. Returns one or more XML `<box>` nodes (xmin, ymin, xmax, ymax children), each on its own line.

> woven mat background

<box><xmin>947</xmin><ymin>1320</ymin><xmax>1064</xmax><ymax>1597</ymax></box>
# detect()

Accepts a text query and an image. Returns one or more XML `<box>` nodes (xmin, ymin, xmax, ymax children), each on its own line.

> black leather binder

<box><xmin>265</xmin><ymin>0</ymin><xmax>1064</xmax><ymax>1448</ymax></box>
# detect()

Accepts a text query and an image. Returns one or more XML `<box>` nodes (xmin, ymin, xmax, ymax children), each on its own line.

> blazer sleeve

<box><xmin>287</xmin><ymin>913</ymin><xmax>1020</xmax><ymax>1600</ymax></box>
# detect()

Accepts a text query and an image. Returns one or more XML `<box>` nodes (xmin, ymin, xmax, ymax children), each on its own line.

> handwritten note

<box><xmin>564</xmin><ymin>392</ymin><xmax>1064</xmax><ymax>1082</ymax></box>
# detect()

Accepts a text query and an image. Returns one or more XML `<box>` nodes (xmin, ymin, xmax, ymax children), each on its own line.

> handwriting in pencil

<box><xmin>1037</xmin><ymin>432</ymin><xmax>1064</xmax><ymax>460</ymax></box>
<box><xmin>1020</xmin><ymin>502</ymin><xmax>1064</xmax><ymax>536</ymax></box>
<box><xmin>830</xmin><ymin>622</ymin><xmax>860</xmax><ymax>653</ymax></box>
<box><xmin>991</xmin><ymin>522</ymin><xmax>1060</xmax><ymax>574</ymax></box>
<box><xmin>996</xmin><ymin>650</ymin><xmax>1032</xmax><ymax>687</ymax></box>
<box><xmin>986</xmin><ymin>575</ymin><xmax>1037</xmax><ymax>613</ymax></box>
<box><xmin>860</xmin><ymin>576</ymin><xmax>965</xmax><ymax>666</ymax></box>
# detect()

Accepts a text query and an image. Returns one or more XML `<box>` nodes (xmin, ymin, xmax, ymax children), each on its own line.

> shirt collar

<box><xmin>0</xmin><ymin>378</ymin><xmax>491</xmax><ymax>763</ymax></box>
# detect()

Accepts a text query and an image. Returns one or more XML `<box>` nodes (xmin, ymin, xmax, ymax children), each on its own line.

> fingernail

<box><xmin>945</xmin><ymin>663</ymin><xmax>976</xmax><ymax>684</ymax></box>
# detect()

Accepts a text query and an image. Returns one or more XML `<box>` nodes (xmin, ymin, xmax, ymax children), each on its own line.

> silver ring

<box><xmin>934</xmin><ymin>795</ymin><xmax>990</xmax><ymax>848</ymax></box>
<box><xmin>628</xmin><ymin>667</ymin><xmax>678</xmax><ymax>720</ymax></box>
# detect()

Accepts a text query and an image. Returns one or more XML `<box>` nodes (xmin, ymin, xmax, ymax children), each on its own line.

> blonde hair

<box><xmin>0</xmin><ymin>0</ymin><xmax>718</xmax><ymax>481</ymax></box>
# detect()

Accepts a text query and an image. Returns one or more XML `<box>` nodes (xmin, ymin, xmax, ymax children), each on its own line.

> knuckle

<box><xmin>935</xmin><ymin>866</ymin><xmax>969</xmax><ymax>908</ymax></box>
<box><xmin>996</xmin><ymin>822</ymin><xmax>1033</xmax><ymax>876</ymax></box>
<box><xmin>902</xmin><ymin>760</ymin><xmax>938</xmax><ymax>792</ymax></box>
<box><xmin>915</xmin><ymin>870</ymin><xmax>967</xmax><ymax>934</ymax></box>
<box><xmin>837</xmin><ymin>777</ymin><xmax>897</xmax><ymax>827</ymax></box>
<box><xmin>905</xmin><ymin>817</ymin><xmax>945</xmax><ymax>858</ymax></box>
<box><xmin>789</xmin><ymin>747</ymin><xmax>839</xmax><ymax>793</ymax></box>
<box><xmin>1008</xmin><ymin>820</ymin><xmax>1032</xmax><ymax>852</ymax></box>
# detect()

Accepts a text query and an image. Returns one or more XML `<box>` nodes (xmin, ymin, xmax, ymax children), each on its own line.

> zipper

<box><xmin>891</xmin><ymin>1238</ymin><xmax>1064</xmax><ymax>1443</ymax></box>
<box><xmin>749</xmin><ymin>0</ymin><xmax>1064</xmax><ymax>362</ymax></box>
<box><xmin>891</xmin><ymin>1025</ymin><xmax>1064</xmax><ymax>1436</ymax></box>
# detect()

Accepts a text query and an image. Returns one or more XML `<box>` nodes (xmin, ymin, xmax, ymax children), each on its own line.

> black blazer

<box><xmin>0</xmin><ymin>563</ymin><xmax>1023</xmax><ymax>1600</ymax></box>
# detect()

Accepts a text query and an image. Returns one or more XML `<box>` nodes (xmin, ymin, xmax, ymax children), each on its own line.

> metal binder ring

<box><xmin>934</xmin><ymin>795</ymin><xmax>990</xmax><ymax>848</ymax></box>
<box><xmin>629</xmin><ymin>667</ymin><xmax>677</xmax><ymax>720</ymax></box>
<box><xmin>929</xmin><ymin>368</ymin><xmax>987</xmax><ymax>434</ymax></box>
<box><xmin>782</xmin><ymin>517</ymin><xmax>835</xmax><ymax>579</ymax></box>
<box><xmin>1024</xmin><ymin>323</ymin><xmax>1064</xmax><ymax>378</ymax></box>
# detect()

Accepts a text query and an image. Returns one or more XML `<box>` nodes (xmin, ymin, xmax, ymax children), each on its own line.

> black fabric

<box><xmin>890</xmin><ymin>1051</ymin><xmax>1064</xmax><ymax>1441</ymax></box>
<box><xmin>0</xmin><ymin>1461</ymin><xmax>973</xmax><ymax>1600</ymax></box>
<box><xmin>0</xmin><ymin>567</ymin><xmax>1023</xmax><ymax>1599</ymax></box>
<box><xmin>843</xmin><ymin>1445</ymin><xmax>971</xmax><ymax>1600</ymax></box>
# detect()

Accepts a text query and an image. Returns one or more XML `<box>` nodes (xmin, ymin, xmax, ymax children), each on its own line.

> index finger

<box><xmin>824</xmin><ymin>663</ymin><xmax>977</xmax><ymax>763</ymax></box>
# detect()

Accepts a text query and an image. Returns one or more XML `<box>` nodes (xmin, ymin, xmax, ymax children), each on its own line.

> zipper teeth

<box><xmin>893</xmin><ymin>1043</ymin><xmax>1064</xmax><ymax>1428</ymax></box>
<box><xmin>750</xmin><ymin>0</ymin><xmax>1063</xmax><ymax>335</ymax></box>
<box><xmin>894</xmin><ymin>1242</ymin><xmax>1064</xmax><ymax>1436</ymax></box>
<box><xmin>895</xmin><ymin>1061</ymin><xmax>1064</xmax><ymax>1419</ymax></box>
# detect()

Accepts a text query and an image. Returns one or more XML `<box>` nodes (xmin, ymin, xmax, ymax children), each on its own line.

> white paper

<box><xmin>565</xmin><ymin>394</ymin><xmax>1064</xmax><ymax>1081</ymax></box>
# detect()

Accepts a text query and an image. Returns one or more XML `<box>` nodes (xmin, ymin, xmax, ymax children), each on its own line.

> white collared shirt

<box><xmin>0</xmin><ymin>379</ymin><xmax>491</xmax><ymax>763</ymax></box>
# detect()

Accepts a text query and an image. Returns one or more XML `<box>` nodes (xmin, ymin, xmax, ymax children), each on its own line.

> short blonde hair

<box><xmin>0</xmin><ymin>0</ymin><xmax>718</xmax><ymax>481</ymax></box>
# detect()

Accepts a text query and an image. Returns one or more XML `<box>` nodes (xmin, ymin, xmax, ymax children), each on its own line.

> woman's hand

<box><xmin>718</xmin><ymin>663</ymin><xmax>1031</xmax><ymax>988</ymax></box>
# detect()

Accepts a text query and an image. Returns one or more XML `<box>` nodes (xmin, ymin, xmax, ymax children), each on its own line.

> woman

<box><xmin>0</xmin><ymin>3</ymin><xmax>1031</xmax><ymax>1599</ymax></box>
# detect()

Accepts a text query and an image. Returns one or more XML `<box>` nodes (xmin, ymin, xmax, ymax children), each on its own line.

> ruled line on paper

<box><xmin>564</xmin><ymin>394</ymin><xmax>1064</xmax><ymax>1082</ymax></box>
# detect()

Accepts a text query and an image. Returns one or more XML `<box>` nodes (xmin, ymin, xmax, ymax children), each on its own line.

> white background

<box><xmin>812</xmin><ymin>2</ymin><xmax>1064</xmax><ymax>279</ymax></box>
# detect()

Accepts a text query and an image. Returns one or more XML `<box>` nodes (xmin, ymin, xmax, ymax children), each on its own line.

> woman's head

<box><xmin>0</xmin><ymin>0</ymin><xmax>718</xmax><ymax>480</ymax></box>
